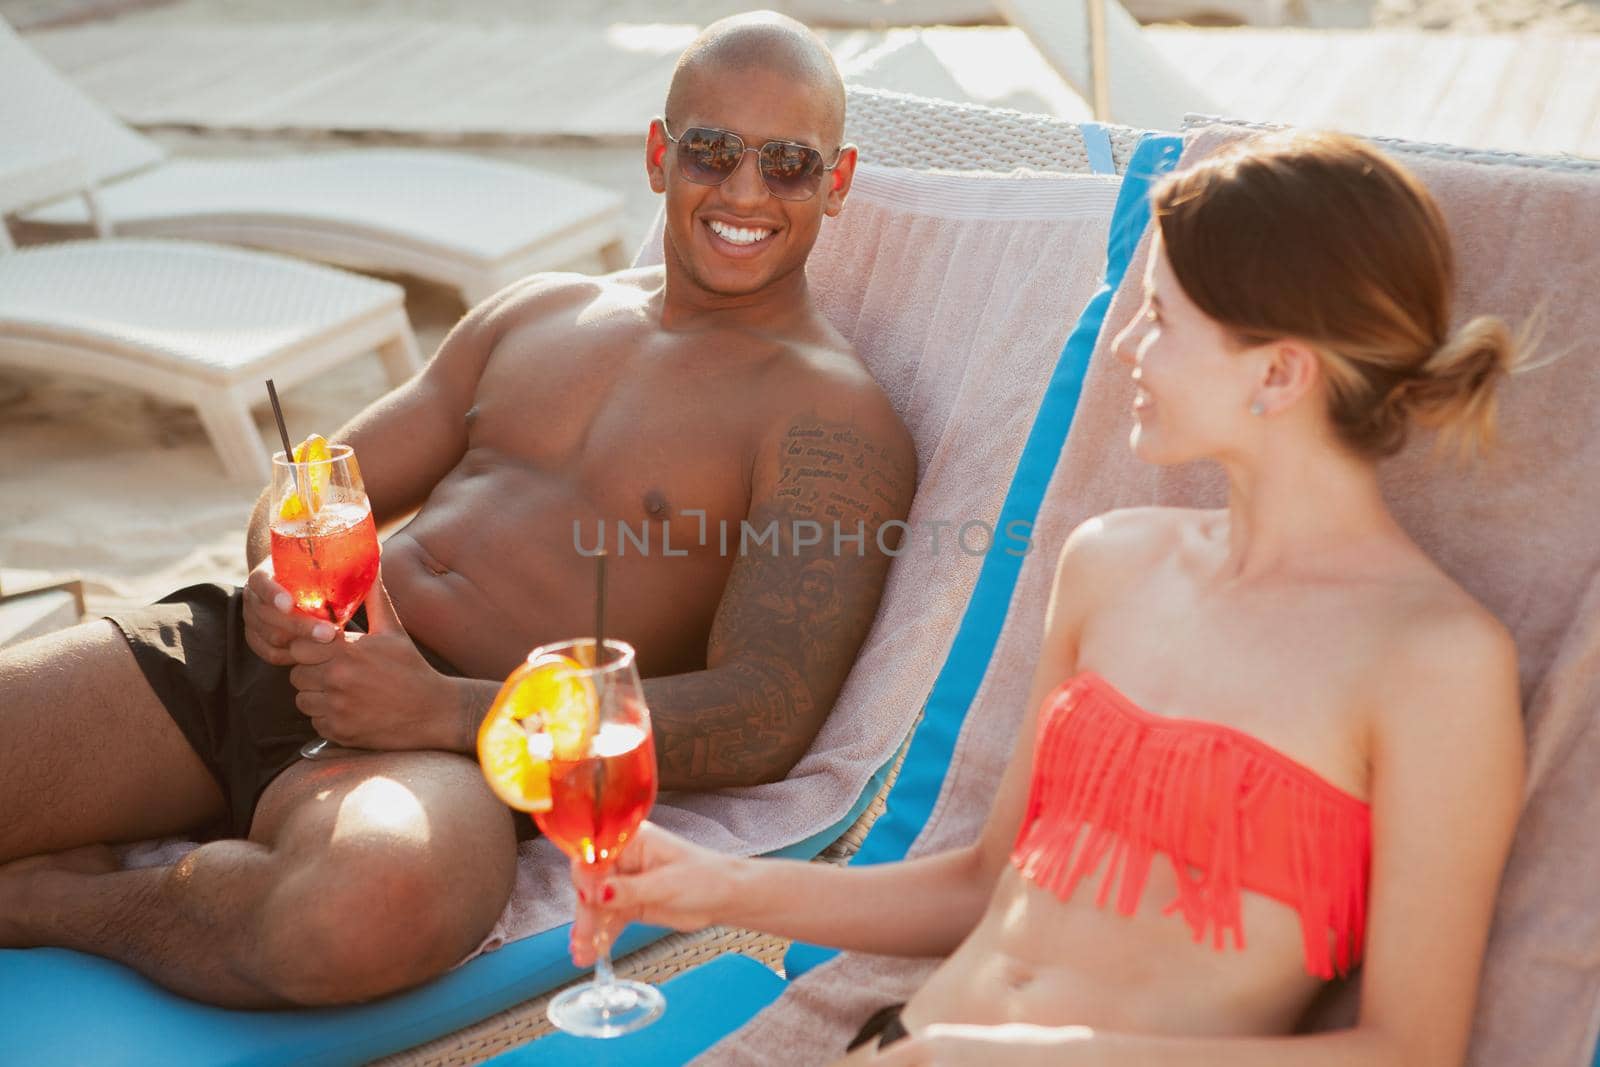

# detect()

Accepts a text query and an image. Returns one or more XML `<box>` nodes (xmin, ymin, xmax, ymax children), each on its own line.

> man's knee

<box><xmin>257</xmin><ymin>844</ymin><xmax>513</xmax><ymax>1006</ymax></box>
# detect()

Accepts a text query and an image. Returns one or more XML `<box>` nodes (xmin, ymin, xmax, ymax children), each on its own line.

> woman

<box><xmin>575</xmin><ymin>131</ymin><xmax>1526</xmax><ymax>1066</ymax></box>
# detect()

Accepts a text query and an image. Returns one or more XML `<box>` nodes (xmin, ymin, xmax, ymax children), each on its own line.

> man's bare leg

<box><xmin>0</xmin><ymin>621</ymin><xmax>226</xmax><ymax>862</ymax></box>
<box><xmin>0</xmin><ymin>750</ymin><xmax>516</xmax><ymax>1008</ymax></box>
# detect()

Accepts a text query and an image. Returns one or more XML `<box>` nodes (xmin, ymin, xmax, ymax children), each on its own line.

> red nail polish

<box><xmin>602</xmin><ymin>884</ymin><xmax>616</xmax><ymax>903</ymax></box>
<box><xmin>577</xmin><ymin>889</ymin><xmax>588</xmax><ymax>904</ymax></box>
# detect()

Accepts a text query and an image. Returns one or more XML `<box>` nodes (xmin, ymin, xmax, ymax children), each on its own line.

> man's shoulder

<box><xmin>767</xmin><ymin>338</ymin><xmax>909</xmax><ymax>447</ymax></box>
<box><xmin>481</xmin><ymin>268</ymin><xmax>652</xmax><ymax>323</ymax></box>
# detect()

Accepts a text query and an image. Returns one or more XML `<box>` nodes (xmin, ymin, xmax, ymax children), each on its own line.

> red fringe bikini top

<box><xmin>1010</xmin><ymin>672</ymin><xmax>1371</xmax><ymax>980</ymax></box>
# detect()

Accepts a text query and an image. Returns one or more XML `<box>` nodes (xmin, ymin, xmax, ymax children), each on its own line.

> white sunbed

<box><xmin>997</xmin><ymin>0</ymin><xmax>1221</xmax><ymax>130</ymax></box>
<box><xmin>1</xmin><ymin>17</ymin><xmax>626</xmax><ymax>306</ymax></box>
<box><xmin>0</xmin><ymin>154</ymin><xmax>421</xmax><ymax>483</ymax></box>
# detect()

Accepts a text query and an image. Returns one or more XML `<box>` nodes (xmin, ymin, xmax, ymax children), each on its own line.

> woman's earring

<box><xmin>1249</xmin><ymin>401</ymin><xmax>1266</xmax><ymax>416</ymax></box>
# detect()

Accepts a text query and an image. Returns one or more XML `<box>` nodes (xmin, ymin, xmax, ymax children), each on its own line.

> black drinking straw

<box><xmin>589</xmin><ymin>551</ymin><xmax>610</xmax><ymax>818</ymax></box>
<box><xmin>264</xmin><ymin>379</ymin><xmax>303</xmax><ymax>502</ymax></box>
<box><xmin>593</xmin><ymin>550</ymin><xmax>608</xmax><ymax>673</ymax></box>
<box><xmin>265</xmin><ymin>379</ymin><xmax>324</xmax><ymax>597</ymax></box>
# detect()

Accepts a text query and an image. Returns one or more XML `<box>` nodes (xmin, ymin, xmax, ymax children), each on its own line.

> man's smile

<box><xmin>702</xmin><ymin>215</ymin><xmax>780</xmax><ymax>258</ymax></box>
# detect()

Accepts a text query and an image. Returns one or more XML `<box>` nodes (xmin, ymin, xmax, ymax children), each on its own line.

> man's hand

<box><xmin>242</xmin><ymin>558</ymin><xmax>336</xmax><ymax>666</ymax></box>
<box><xmin>286</xmin><ymin>579</ymin><xmax>457</xmax><ymax>751</ymax></box>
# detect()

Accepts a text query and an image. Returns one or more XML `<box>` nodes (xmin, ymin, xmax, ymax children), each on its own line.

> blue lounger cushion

<box><xmin>0</xmin><ymin>763</ymin><xmax>887</xmax><ymax>1067</ymax></box>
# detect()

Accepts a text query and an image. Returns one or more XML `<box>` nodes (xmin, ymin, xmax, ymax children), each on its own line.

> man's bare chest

<box><xmin>460</xmin><ymin>329</ymin><xmax>759</xmax><ymax>529</ymax></box>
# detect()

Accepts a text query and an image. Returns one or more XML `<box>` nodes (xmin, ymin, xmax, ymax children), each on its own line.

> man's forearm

<box><xmin>445</xmin><ymin>664</ymin><xmax>817</xmax><ymax>786</ymax></box>
<box><xmin>643</xmin><ymin>662</ymin><xmax>821</xmax><ymax>791</ymax></box>
<box><xmin>442</xmin><ymin>676</ymin><xmax>502</xmax><ymax>754</ymax></box>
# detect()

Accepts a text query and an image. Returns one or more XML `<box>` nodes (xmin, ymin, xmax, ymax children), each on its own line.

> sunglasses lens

<box><xmin>759</xmin><ymin>142</ymin><xmax>826</xmax><ymax>201</ymax></box>
<box><xmin>676</xmin><ymin>127</ymin><xmax>744</xmax><ymax>186</ymax></box>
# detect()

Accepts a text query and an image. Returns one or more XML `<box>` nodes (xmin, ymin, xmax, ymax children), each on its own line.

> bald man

<box><xmin>0</xmin><ymin>12</ymin><xmax>914</xmax><ymax>1006</ymax></box>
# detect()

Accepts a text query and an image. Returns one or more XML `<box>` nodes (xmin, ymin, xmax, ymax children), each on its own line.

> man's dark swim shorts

<box><xmin>108</xmin><ymin>582</ymin><xmax>465</xmax><ymax>839</ymax></box>
<box><xmin>847</xmin><ymin>1003</ymin><xmax>910</xmax><ymax>1053</ymax></box>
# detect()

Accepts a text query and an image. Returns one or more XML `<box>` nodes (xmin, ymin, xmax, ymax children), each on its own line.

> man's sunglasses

<box><xmin>660</xmin><ymin>119</ymin><xmax>845</xmax><ymax>202</ymax></box>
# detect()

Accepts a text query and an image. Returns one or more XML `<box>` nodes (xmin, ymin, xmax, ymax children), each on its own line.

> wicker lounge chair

<box><xmin>0</xmin><ymin>153</ymin><xmax>420</xmax><ymax>482</ymax></box>
<box><xmin>1</xmin><ymin>17</ymin><xmax>626</xmax><ymax>305</ymax></box>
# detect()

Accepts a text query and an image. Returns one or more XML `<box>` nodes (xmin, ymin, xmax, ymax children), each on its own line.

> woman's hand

<box><xmin>868</xmin><ymin>1023</ymin><xmax>1099</xmax><ymax>1066</ymax></box>
<box><xmin>570</xmin><ymin>822</ymin><xmax>742</xmax><ymax>966</ymax></box>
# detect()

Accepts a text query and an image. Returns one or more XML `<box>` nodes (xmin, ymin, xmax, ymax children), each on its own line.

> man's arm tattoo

<box><xmin>645</xmin><ymin>417</ymin><xmax>915</xmax><ymax>790</ymax></box>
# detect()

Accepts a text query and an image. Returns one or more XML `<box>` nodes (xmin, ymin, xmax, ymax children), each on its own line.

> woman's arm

<box><xmin>581</xmin><ymin>830</ymin><xmax>991</xmax><ymax>960</ymax></box>
<box><xmin>580</xmin><ymin>519</ymin><xmax>1114</xmax><ymax>962</ymax></box>
<box><xmin>869</xmin><ymin>600</ymin><xmax>1527</xmax><ymax>1067</ymax></box>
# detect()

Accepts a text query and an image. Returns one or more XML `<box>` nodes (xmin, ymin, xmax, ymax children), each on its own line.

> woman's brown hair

<box><xmin>1151</xmin><ymin>130</ymin><xmax>1517</xmax><ymax>459</ymax></box>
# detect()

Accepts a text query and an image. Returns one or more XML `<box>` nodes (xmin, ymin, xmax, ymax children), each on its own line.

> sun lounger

<box><xmin>404</xmin><ymin>94</ymin><xmax>1141</xmax><ymax>1063</ymax></box>
<box><xmin>0</xmin><ymin>154</ymin><xmax>421</xmax><ymax>482</ymax></box>
<box><xmin>996</xmin><ymin>0</ymin><xmax>1221</xmax><ymax>129</ymax></box>
<box><xmin>1</xmin><ymin>17</ymin><xmax>626</xmax><ymax>305</ymax></box>
<box><xmin>1124</xmin><ymin>0</ymin><xmax>1375</xmax><ymax>28</ymax></box>
<box><xmin>403</xmin><ymin>124</ymin><xmax>1164</xmax><ymax>1064</ymax></box>
<box><xmin>660</xmin><ymin>121</ymin><xmax>1600</xmax><ymax>1067</ymax></box>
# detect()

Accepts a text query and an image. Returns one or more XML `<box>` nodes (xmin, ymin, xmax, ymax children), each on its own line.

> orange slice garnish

<box><xmin>477</xmin><ymin>652</ymin><xmax>597</xmax><ymax>813</ymax></box>
<box><xmin>278</xmin><ymin>433</ymin><xmax>330</xmax><ymax>522</ymax></box>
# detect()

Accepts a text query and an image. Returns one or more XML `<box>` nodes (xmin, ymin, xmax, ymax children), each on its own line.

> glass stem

<box><xmin>584</xmin><ymin>860</ymin><xmax>617</xmax><ymax>998</ymax></box>
<box><xmin>592</xmin><ymin>937</ymin><xmax>617</xmax><ymax>991</ymax></box>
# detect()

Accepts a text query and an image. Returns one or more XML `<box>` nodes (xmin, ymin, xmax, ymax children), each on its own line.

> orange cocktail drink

<box><xmin>269</xmin><ymin>436</ymin><xmax>381</xmax><ymax>758</ymax></box>
<box><xmin>477</xmin><ymin>638</ymin><xmax>665</xmax><ymax>1038</ymax></box>
<box><xmin>534</xmin><ymin>719</ymin><xmax>657</xmax><ymax>868</ymax></box>
<box><xmin>269</xmin><ymin>500</ymin><xmax>379</xmax><ymax>627</ymax></box>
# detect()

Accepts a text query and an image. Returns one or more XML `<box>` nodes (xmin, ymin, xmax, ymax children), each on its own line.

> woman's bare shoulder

<box><xmin>1386</xmin><ymin>560</ymin><xmax>1517</xmax><ymax>679</ymax></box>
<box><xmin>1052</xmin><ymin>506</ymin><xmax>1198</xmax><ymax>601</ymax></box>
<box><xmin>1059</xmin><ymin>506</ymin><xmax>1197</xmax><ymax>567</ymax></box>
<box><xmin>1368</xmin><ymin>565</ymin><xmax>1521</xmax><ymax>760</ymax></box>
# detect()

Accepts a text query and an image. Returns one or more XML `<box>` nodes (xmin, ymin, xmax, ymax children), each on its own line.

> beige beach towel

<box><xmin>702</xmin><ymin>131</ymin><xmax>1600</xmax><ymax>1065</ymax></box>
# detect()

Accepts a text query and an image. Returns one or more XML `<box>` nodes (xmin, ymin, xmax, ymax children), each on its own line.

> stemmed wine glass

<box><xmin>488</xmin><ymin>638</ymin><xmax>665</xmax><ymax>1037</ymax></box>
<box><xmin>269</xmin><ymin>442</ymin><xmax>380</xmax><ymax>759</ymax></box>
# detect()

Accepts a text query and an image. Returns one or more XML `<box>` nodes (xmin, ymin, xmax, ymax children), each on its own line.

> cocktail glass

<box><xmin>493</xmin><ymin>638</ymin><xmax>664</xmax><ymax>1038</ymax></box>
<box><xmin>269</xmin><ymin>442</ymin><xmax>381</xmax><ymax>759</ymax></box>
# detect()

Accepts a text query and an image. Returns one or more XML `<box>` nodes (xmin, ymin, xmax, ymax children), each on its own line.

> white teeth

<box><xmin>708</xmin><ymin>219</ymin><xmax>774</xmax><ymax>246</ymax></box>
